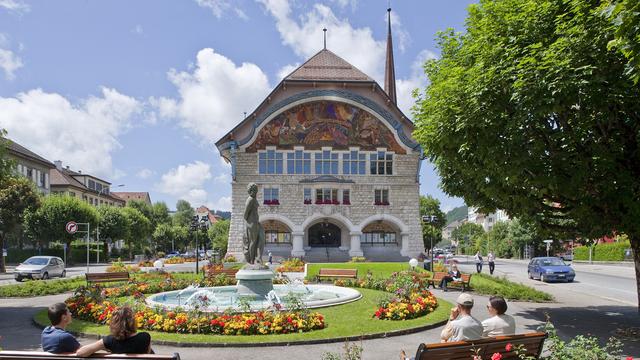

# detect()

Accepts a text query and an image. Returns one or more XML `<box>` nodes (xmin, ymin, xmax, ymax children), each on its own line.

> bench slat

<box><xmin>86</xmin><ymin>272</ymin><xmax>129</xmax><ymax>284</ymax></box>
<box><xmin>415</xmin><ymin>332</ymin><xmax>547</xmax><ymax>360</ymax></box>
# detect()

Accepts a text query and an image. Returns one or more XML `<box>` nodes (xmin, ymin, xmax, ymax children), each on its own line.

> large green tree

<box><xmin>96</xmin><ymin>206</ymin><xmax>127</xmax><ymax>260</ymax></box>
<box><xmin>173</xmin><ymin>200</ymin><xmax>194</xmax><ymax>227</ymax></box>
<box><xmin>413</xmin><ymin>0</ymin><xmax>640</xmax><ymax>309</ymax></box>
<box><xmin>152</xmin><ymin>223</ymin><xmax>175</xmax><ymax>252</ymax></box>
<box><xmin>606</xmin><ymin>0</ymin><xmax>640</xmax><ymax>83</ymax></box>
<box><xmin>151</xmin><ymin>202</ymin><xmax>171</xmax><ymax>228</ymax></box>
<box><xmin>0</xmin><ymin>177</ymin><xmax>41</xmax><ymax>272</ymax></box>
<box><xmin>451</xmin><ymin>222</ymin><xmax>485</xmax><ymax>255</ymax></box>
<box><xmin>207</xmin><ymin>219</ymin><xmax>230</xmax><ymax>258</ymax></box>
<box><xmin>419</xmin><ymin>195</ymin><xmax>446</xmax><ymax>252</ymax></box>
<box><xmin>121</xmin><ymin>207</ymin><xmax>151</xmax><ymax>259</ymax></box>
<box><xmin>24</xmin><ymin>196</ymin><xmax>99</xmax><ymax>263</ymax></box>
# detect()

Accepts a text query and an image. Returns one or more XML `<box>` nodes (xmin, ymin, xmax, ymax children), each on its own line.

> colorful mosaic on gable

<box><xmin>246</xmin><ymin>101</ymin><xmax>406</xmax><ymax>154</ymax></box>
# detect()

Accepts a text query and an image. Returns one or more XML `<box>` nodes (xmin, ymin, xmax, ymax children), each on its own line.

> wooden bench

<box><xmin>85</xmin><ymin>272</ymin><xmax>130</xmax><ymax>285</ymax></box>
<box><xmin>427</xmin><ymin>272</ymin><xmax>472</xmax><ymax>292</ymax></box>
<box><xmin>0</xmin><ymin>351</ymin><xmax>180</xmax><ymax>360</ymax></box>
<box><xmin>412</xmin><ymin>332</ymin><xmax>547</xmax><ymax>360</ymax></box>
<box><xmin>205</xmin><ymin>268</ymin><xmax>239</xmax><ymax>278</ymax></box>
<box><xmin>316</xmin><ymin>268</ymin><xmax>357</xmax><ymax>281</ymax></box>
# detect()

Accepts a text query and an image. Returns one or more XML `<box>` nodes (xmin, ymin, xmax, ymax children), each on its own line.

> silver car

<box><xmin>14</xmin><ymin>256</ymin><xmax>66</xmax><ymax>282</ymax></box>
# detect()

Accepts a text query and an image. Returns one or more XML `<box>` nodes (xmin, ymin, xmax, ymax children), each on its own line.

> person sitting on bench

<box><xmin>41</xmin><ymin>303</ymin><xmax>80</xmax><ymax>354</ymax></box>
<box><xmin>440</xmin><ymin>293</ymin><xmax>483</xmax><ymax>342</ymax></box>
<box><xmin>76</xmin><ymin>307</ymin><xmax>152</xmax><ymax>357</ymax></box>
<box><xmin>482</xmin><ymin>296</ymin><xmax>516</xmax><ymax>337</ymax></box>
<box><xmin>439</xmin><ymin>264</ymin><xmax>462</xmax><ymax>292</ymax></box>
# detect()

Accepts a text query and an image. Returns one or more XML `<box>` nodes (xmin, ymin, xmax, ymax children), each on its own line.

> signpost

<box><xmin>67</xmin><ymin>221</ymin><xmax>90</xmax><ymax>273</ymax></box>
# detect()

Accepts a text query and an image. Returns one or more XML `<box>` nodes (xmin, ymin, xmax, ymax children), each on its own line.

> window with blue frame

<box><xmin>287</xmin><ymin>150</ymin><xmax>311</xmax><ymax>174</ymax></box>
<box><xmin>315</xmin><ymin>150</ymin><xmax>339</xmax><ymax>175</ymax></box>
<box><xmin>263</xmin><ymin>187</ymin><xmax>279</xmax><ymax>205</ymax></box>
<box><xmin>370</xmin><ymin>151</ymin><xmax>393</xmax><ymax>175</ymax></box>
<box><xmin>342</xmin><ymin>150</ymin><xmax>367</xmax><ymax>175</ymax></box>
<box><xmin>259</xmin><ymin>150</ymin><xmax>284</xmax><ymax>174</ymax></box>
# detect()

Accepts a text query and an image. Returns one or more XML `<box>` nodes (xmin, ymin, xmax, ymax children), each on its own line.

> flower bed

<box><xmin>164</xmin><ymin>257</ymin><xmax>185</xmax><ymax>264</ymax></box>
<box><xmin>64</xmin><ymin>272</ymin><xmax>325</xmax><ymax>336</ymax></box>
<box><xmin>138</xmin><ymin>260</ymin><xmax>154</xmax><ymax>267</ymax></box>
<box><xmin>276</xmin><ymin>258</ymin><xmax>305</xmax><ymax>273</ymax></box>
<box><xmin>334</xmin><ymin>270</ymin><xmax>439</xmax><ymax>320</ymax></box>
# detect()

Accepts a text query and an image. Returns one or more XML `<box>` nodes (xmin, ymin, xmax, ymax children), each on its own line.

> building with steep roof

<box><xmin>216</xmin><ymin>9</ymin><xmax>424</xmax><ymax>260</ymax></box>
<box><xmin>3</xmin><ymin>138</ymin><xmax>56</xmax><ymax>194</ymax></box>
<box><xmin>111</xmin><ymin>192</ymin><xmax>152</xmax><ymax>206</ymax></box>
<box><xmin>50</xmin><ymin>160</ymin><xmax>125</xmax><ymax>207</ymax></box>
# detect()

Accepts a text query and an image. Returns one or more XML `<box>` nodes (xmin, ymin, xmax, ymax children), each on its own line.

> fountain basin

<box><xmin>146</xmin><ymin>284</ymin><xmax>361</xmax><ymax>312</ymax></box>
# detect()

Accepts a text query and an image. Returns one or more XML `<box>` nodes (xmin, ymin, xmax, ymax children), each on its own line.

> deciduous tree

<box><xmin>419</xmin><ymin>195</ymin><xmax>446</xmax><ymax>252</ymax></box>
<box><xmin>207</xmin><ymin>219</ymin><xmax>230</xmax><ymax>257</ymax></box>
<box><xmin>413</xmin><ymin>0</ymin><xmax>640</xmax><ymax>310</ymax></box>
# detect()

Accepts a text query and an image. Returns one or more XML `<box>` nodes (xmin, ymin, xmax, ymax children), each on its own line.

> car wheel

<box><xmin>540</xmin><ymin>274</ymin><xmax>546</xmax><ymax>283</ymax></box>
<box><xmin>567</xmin><ymin>279</ymin><xmax>574</xmax><ymax>283</ymax></box>
<box><xmin>61</xmin><ymin>270</ymin><xmax>66</xmax><ymax>278</ymax></box>
<box><xmin>528</xmin><ymin>271</ymin><xmax>533</xmax><ymax>279</ymax></box>
<box><xmin>42</xmin><ymin>272</ymin><xmax>49</xmax><ymax>280</ymax></box>
<box><xmin>15</xmin><ymin>276</ymin><xmax>22</xmax><ymax>282</ymax></box>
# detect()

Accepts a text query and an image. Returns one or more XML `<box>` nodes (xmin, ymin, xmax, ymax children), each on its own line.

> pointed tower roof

<box><xmin>284</xmin><ymin>49</ymin><xmax>373</xmax><ymax>82</ymax></box>
<box><xmin>384</xmin><ymin>8</ymin><xmax>397</xmax><ymax>104</ymax></box>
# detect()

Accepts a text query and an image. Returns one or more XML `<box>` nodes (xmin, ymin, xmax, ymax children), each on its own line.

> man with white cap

<box><xmin>440</xmin><ymin>293</ymin><xmax>483</xmax><ymax>342</ymax></box>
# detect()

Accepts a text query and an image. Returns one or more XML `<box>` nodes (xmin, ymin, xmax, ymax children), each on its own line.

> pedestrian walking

<box><xmin>488</xmin><ymin>251</ymin><xmax>495</xmax><ymax>275</ymax></box>
<box><xmin>474</xmin><ymin>251</ymin><xmax>483</xmax><ymax>273</ymax></box>
<box><xmin>268</xmin><ymin>251</ymin><xmax>273</xmax><ymax>265</ymax></box>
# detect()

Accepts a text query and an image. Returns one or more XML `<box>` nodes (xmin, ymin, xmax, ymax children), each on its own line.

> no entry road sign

<box><xmin>66</xmin><ymin>221</ymin><xmax>78</xmax><ymax>234</ymax></box>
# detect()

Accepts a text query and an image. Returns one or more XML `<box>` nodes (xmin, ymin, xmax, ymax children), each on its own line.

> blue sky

<box><xmin>0</xmin><ymin>0</ymin><xmax>475</xmax><ymax>212</ymax></box>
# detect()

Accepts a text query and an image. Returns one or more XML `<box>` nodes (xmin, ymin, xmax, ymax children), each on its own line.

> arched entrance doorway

<box><xmin>308</xmin><ymin>222</ymin><xmax>341</xmax><ymax>247</ymax></box>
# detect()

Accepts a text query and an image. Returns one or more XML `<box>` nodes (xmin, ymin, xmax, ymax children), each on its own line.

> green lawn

<box><xmin>34</xmin><ymin>288</ymin><xmax>451</xmax><ymax>344</ymax></box>
<box><xmin>0</xmin><ymin>277</ymin><xmax>86</xmax><ymax>297</ymax></box>
<box><xmin>305</xmin><ymin>262</ymin><xmax>424</xmax><ymax>280</ymax></box>
<box><xmin>470</xmin><ymin>273</ymin><xmax>554</xmax><ymax>302</ymax></box>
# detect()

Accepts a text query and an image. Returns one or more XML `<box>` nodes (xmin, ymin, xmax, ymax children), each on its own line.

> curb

<box><xmin>32</xmin><ymin>309</ymin><xmax>449</xmax><ymax>348</ymax></box>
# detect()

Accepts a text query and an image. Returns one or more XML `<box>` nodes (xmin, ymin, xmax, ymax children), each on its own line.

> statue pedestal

<box><xmin>235</xmin><ymin>269</ymin><xmax>275</xmax><ymax>297</ymax></box>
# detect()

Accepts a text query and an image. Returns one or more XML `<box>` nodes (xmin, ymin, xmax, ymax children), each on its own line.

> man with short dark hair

<box><xmin>41</xmin><ymin>303</ymin><xmax>80</xmax><ymax>353</ymax></box>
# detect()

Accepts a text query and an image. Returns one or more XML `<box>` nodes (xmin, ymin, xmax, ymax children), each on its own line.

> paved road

<box><xmin>0</xmin><ymin>265</ymin><xmax>111</xmax><ymax>286</ymax></box>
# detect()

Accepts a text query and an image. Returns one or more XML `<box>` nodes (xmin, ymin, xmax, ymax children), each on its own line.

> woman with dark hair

<box><xmin>481</xmin><ymin>296</ymin><xmax>516</xmax><ymax>337</ymax></box>
<box><xmin>75</xmin><ymin>307</ymin><xmax>152</xmax><ymax>357</ymax></box>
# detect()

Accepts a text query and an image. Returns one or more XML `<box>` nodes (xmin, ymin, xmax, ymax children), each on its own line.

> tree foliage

<box><xmin>121</xmin><ymin>207</ymin><xmax>151</xmax><ymax>256</ymax></box>
<box><xmin>419</xmin><ymin>195</ymin><xmax>446</xmax><ymax>251</ymax></box>
<box><xmin>451</xmin><ymin>222</ymin><xmax>484</xmax><ymax>255</ymax></box>
<box><xmin>152</xmin><ymin>223</ymin><xmax>175</xmax><ymax>252</ymax></box>
<box><xmin>96</xmin><ymin>206</ymin><xmax>127</xmax><ymax>242</ymax></box>
<box><xmin>172</xmin><ymin>199</ymin><xmax>194</xmax><ymax>227</ymax></box>
<box><xmin>606</xmin><ymin>0</ymin><xmax>640</xmax><ymax>83</ymax></box>
<box><xmin>151</xmin><ymin>202</ymin><xmax>171</xmax><ymax>228</ymax></box>
<box><xmin>0</xmin><ymin>177</ymin><xmax>40</xmax><ymax>272</ymax></box>
<box><xmin>413</xmin><ymin>0</ymin><xmax>640</xmax><ymax>309</ymax></box>
<box><xmin>207</xmin><ymin>219</ymin><xmax>230</xmax><ymax>257</ymax></box>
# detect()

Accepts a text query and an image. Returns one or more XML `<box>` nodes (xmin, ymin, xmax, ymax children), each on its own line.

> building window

<box><xmin>26</xmin><ymin>168</ymin><xmax>33</xmax><ymax>178</ymax></box>
<box><xmin>287</xmin><ymin>150</ymin><xmax>311</xmax><ymax>174</ymax></box>
<box><xmin>265</xmin><ymin>231</ymin><xmax>291</xmax><ymax>244</ymax></box>
<box><xmin>370</xmin><ymin>151</ymin><xmax>393</xmax><ymax>175</ymax></box>
<box><xmin>316</xmin><ymin>188</ymin><xmax>339</xmax><ymax>205</ymax></box>
<box><xmin>69</xmin><ymin>192</ymin><xmax>76</xmax><ymax>197</ymax></box>
<box><xmin>39</xmin><ymin>171</ymin><xmax>46</xmax><ymax>188</ymax></box>
<box><xmin>361</xmin><ymin>232</ymin><xmax>397</xmax><ymax>245</ymax></box>
<box><xmin>342</xmin><ymin>151</ymin><xmax>366</xmax><ymax>175</ymax></box>
<box><xmin>88</xmin><ymin>179</ymin><xmax>96</xmax><ymax>190</ymax></box>
<box><xmin>315</xmin><ymin>150</ymin><xmax>338</xmax><ymax>175</ymax></box>
<box><xmin>342</xmin><ymin>189</ymin><xmax>351</xmax><ymax>205</ymax></box>
<box><xmin>95</xmin><ymin>182</ymin><xmax>103</xmax><ymax>193</ymax></box>
<box><xmin>263</xmin><ymin>187</ymin><xmax>279</xmax><ymax>205</ymax></box>
<box><xmin>303</xmin><ymin>188</ymin><xmax>312</xmax><ymax>204</ymax></box>
<box><xmin>258</xmin><ymin>150</ymin><xmax>283</xmax><ymax>174</ymax></box>
<box><xmin>374</xmin><ymin>189</ymin><xmax>389</xmax><ymax>205</ymax></box>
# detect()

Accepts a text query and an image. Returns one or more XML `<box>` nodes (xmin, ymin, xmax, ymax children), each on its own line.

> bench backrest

<box><xmin>86</xmin><ymin>272</ymin><xmax>130</xmax><ymax>283</ymax></box>
<box><xmin>318</xmin><ymin>268</ymin><xmax>357</xmax><ymax>277</ymax></box>
<box><xmin>415</xmin><ymin>332</ymin><xmax>547</xmax><ymax>360</ymax></box>
<box><xmin>206</xmin><ymin>268</ymin><xmax>238</xmax><ymax>277</ymax></box>
<box><xmin>431</xmin><ymin>272</ymin><xmax>447</xmax><ymax>281</ymax></box>
<box><xmin>459</xmin><ymin>273</ymin><xmax>471</xmax><ymax>283</ymax></box>
<box><xmin>0</xmin><ymin>351</ymin><xmax>180</xmax><ymax>360</ymax></box>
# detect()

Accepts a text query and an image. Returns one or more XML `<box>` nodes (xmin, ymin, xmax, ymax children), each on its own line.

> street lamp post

<box><xmin>190</xmin><ymin>216</ymin><xmax>210</xmax><ymax>275</ymax></box>
<box><xmin>421</xmin><ymin>215</ymin><xmax>438</xmax><ymax>270</ymax></box>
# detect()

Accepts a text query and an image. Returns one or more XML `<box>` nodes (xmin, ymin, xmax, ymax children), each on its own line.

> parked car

<box><xmin>14</xmin><ymin>256</ymin><xmax>66</xmax><ymax>282</ymax></box>
<box><xmin>165</xmin><ymin>251</ymin><xmax>181</xmax><ymax>258</ymax></box>
<box><xmin>527</xmin><ymin>257</ymin><xmax>575</xmax><ymax>283</ymax></box>
<box><xmin>557</xmin><ymin>252</ymin><xmax>574</xmax><ymax>261</ymax></box>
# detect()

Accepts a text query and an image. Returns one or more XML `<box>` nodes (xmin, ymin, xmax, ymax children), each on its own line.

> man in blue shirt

<box><xmin>41</xmin><ymin>303</ymin><xmax>80</xmax><ymax>353</ymax></box>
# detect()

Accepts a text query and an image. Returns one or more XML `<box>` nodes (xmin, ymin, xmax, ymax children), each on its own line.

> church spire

<box><xmin>384</xmin><ymin>7</ymin><xmax>397</xmax><ymax>104</ymax></box>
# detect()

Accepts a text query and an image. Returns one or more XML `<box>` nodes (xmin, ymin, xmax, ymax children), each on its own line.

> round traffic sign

<box><xmin>66</xmin><ymin>221</ymin><xmax>78</xmax><ymax>234</ymax></box>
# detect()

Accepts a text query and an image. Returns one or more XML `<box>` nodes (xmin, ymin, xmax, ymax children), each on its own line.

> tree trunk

<box><xmin>0</xmin><ymin>232</ymin><xmax>5</xmax><ymax>273</ymax></box>
<box><xmin>630</xmin><ymin>236</ymin><xmax>640</xmax><ymax>314</ymax></box>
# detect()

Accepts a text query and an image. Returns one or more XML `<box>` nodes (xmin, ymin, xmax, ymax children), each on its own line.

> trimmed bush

<box><xmin>573</xmin><ymin>241</ymin><xmax>630</xmax><ymax>261</ymax></box>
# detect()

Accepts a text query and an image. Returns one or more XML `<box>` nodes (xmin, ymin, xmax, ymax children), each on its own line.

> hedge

<box><xmin>573</xmin><ymin>241</ymin><xmax>631</xmax><ymax>261</ymax></box>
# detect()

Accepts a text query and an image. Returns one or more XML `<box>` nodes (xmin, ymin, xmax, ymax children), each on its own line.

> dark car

<box><xmin>527</xmin><ymin>257</ymin><xmax>575</xmax><ymax>283</ymax></box>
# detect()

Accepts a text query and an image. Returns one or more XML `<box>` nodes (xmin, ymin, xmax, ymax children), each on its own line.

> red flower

<box><xmin>286</xmin><ymin>316</ymin><xmax>293</xmax><ymax>323</ymax></box>
<box><xmin>491</xmin><ymin>353</ymin><xmax>502</xmax><ymax>360</ymax></box>
<box><xmin>625</xmin><ymin>357</ymin><xmax>633</xmax><ymax>360</ymax></box>
<box><xmin>505</xmin><ymin>343</ymin><xmax>513</xmax><ymax>352</ymax></box>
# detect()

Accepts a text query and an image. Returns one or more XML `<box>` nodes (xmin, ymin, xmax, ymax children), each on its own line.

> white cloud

<box><xmin>195</xmin><ymin>0</ymin><xmax>248</xmax><ymax>19</ymax></box>
<box><xmin>0</xmin><ymin>0</ymin><xmax>30</xmax><ymax>13</ymax></box>
<box><xmin>112</xmin><ymin>169</ymin><xmax>127</xmax><ymax>180</ymax></box>
<box><xmin>212</xmin><ymin>196</ymin><xmax>232</xmax><ymax>211</ymax></box>
<box><xmin>136</xmin><ymin>168</ymin><xmax>154</xmax><ymax>179</ymax></box>
<box><xmin>0</xmin><ymin>48</ymin><xmax>22</xmax><ymax>80</ymax></box>
<box><xmin>153</xmin><ymin>48</ymin><xmax>270</xmax><ymax>143</ymax></box>
<box><xmin>213</xmin><ymin>172</ymin><xmax>230</xmax><ymax>183</ymax></box>
<box><xmin>156</xmin><ymin>161</ymin><xmax>212</xmax><ymax>206</ymax></box>
<box><xmin>330</xmin><ymin>0</ymin><xmax>357</xmax><ymax>11</ymax></box>
<box><xmin>0</xmin><ymin>87</ymin><xmax>142</xmax><ymax>178</ymax></box>
<box><xmin>132</xmin><ymin>24</ymin><xmax>144</xmax><ymax>35</ymax></box>
<box><xmin>277</xmin><ymin>62</ymin><xmax>299</xmax><ymax>80</ymax></box>
<box><xmin>396</xmin><ymin>49</ymin><xmax>437</xmax><ymax>115</ymax></box>
<box><xmin>258</xmin><ymin>1</ymin><xmax>402</xmax><ymax>83</ymax></box>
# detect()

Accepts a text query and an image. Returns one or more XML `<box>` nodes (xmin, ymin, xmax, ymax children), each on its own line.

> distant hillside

<box><xmin>446</xmin><ymin>206</ymin><xmax>468</xmax><ymax>224</ymax></box>
<box><xmin>214</xmin><ymin>210</ymin><xmax>231</xmax><ymax>220</ymax></box>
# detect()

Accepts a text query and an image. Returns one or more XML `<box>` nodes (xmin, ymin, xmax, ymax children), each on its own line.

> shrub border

<box><xmin>33</xmin><ymin>304</ymin><xmax>449</xmax><ymax>347</ymax></box>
